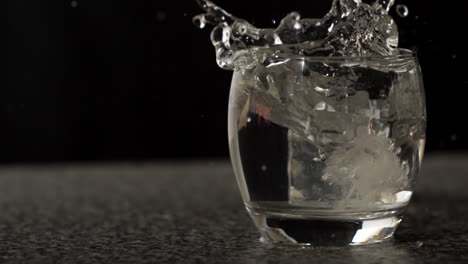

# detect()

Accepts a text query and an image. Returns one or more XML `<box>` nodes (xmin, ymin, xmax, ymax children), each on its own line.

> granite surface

<box><xmin>0</xmin><ymin>153</ymin><xmax>466</xmax><ymax>263</ymax></box>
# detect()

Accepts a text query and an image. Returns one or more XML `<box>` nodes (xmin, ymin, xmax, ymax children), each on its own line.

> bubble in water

<box><xmin>396</xmin><ymin>4</ymin><xmax>409</xmax><ymax>18</ymax></box>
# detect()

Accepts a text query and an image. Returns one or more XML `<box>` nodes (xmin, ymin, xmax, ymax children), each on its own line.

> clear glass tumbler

<box><xmin>228</xmin><ymin>49</ymin><xmax>426</xmax><ymax>245</ymax></box>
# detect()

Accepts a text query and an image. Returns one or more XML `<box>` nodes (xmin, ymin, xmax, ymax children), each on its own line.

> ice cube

<box><xmin>322</xmin><ymin>133</ymin><xmax>408</xmax><ymax>207</ymax></box>
<box><xmin>288</xmin><ymin>130</ymin><xmax>339</xmax><ymax>204</ymax></box>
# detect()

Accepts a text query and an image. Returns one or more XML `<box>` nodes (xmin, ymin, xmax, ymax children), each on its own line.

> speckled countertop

<box><xmin>0</xmin><ymin>153</ymin><xmax>466</xmax><ymax>263</ymax></box>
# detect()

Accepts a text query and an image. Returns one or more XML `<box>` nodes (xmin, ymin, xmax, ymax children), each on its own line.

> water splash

<box><xmin>194</xmin><ymin>0</ymin><xmax>399</xmax><ymax>70</ymax></box>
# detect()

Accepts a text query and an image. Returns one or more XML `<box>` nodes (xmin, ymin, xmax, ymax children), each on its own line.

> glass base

<box><xmin>249</xmin><ymin>210</ymin><xmax>403</xmax><ymax>246</ymax></box>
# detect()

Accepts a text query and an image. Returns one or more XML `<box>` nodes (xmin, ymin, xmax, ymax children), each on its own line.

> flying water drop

<box><xmin>396</xmin><ymin>4</ymin><xmax>409</xmax><ymax>18</ymax></box>
<box><xmin>193</xmin><ymin>14</ymin><xmax>207</xmax><ymax>29</ymax></box>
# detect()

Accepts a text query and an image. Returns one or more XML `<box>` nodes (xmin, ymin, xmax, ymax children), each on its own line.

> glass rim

<box><xmin>297</xmin><ymin>48</ymin><xmax>415</xmax><ymax>61</ymax></box>
<box><xmin>249</xmin><ymin>48</ymin><xmax>416</xmax><ymax>61</ymax></box>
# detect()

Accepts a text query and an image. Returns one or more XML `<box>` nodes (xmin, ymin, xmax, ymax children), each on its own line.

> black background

<box><xmin>4</xmin><ymin>0</ymin><xmax>467</xmax><ymax>163</ymax></box>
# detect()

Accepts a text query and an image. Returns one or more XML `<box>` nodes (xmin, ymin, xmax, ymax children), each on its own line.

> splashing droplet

<box><xmin>193</xmin><ymin>15</ymin><xmax>207</xmax><ymax>29</ymax></box>
<box><xmin>396</xmin><ymin>4</ymin><xmax>409</xmax><ymax>18</ymax></box>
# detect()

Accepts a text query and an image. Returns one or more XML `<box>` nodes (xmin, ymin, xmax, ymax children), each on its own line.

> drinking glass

<box><xmin>228</xmin><ymin>49</ymin><xmax>426</xmax><ymax>245</ymax></box>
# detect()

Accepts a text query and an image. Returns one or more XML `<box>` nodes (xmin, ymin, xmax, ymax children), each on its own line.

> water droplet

<box><xmin>261</xmin><ymin>165</ymin><xmax>268</xmax><ymax>172</ymax></box>
<box><xmin>247</xmin><ymin>117</ymin><xmax>252</xmax><ymax>123</ymax></box>
<box><xmin>450</xmin><ymin>134</ymin><xmax>457</xmax><ymax>142</ymax></box>
<box><xmin>70</xmin><ymin>1</ymin><xmax>78</xmax><ymax>8</ymax></box>
<box><xmin>272</xmin><ymin>19</ymin><xmax>277</xmax><ymax>24</ymax></box>
<box><xmin>396</xmin><ymin>4</ymin><xmax>409</xmax><ymax>18</ymax></box>
<box><xmin>235</xmin><ymin>22</ymin><xmax>248</xmax><ymax>35</ymax></box>
<box><xmin>156</xmin><ymin>11</ymin><xmax>167</xmax><ymax>22</ymax></box>
<box><xmin>193</xmin><ymin>15</ymin><xmax>206</xmax><ymax>29</ymax></box>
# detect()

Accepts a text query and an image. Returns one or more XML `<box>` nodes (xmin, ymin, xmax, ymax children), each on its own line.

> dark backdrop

<box><xmin>4</xmin><ymin>0</ymin><xmax>467</xmax><ymax>163</ymax></box>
